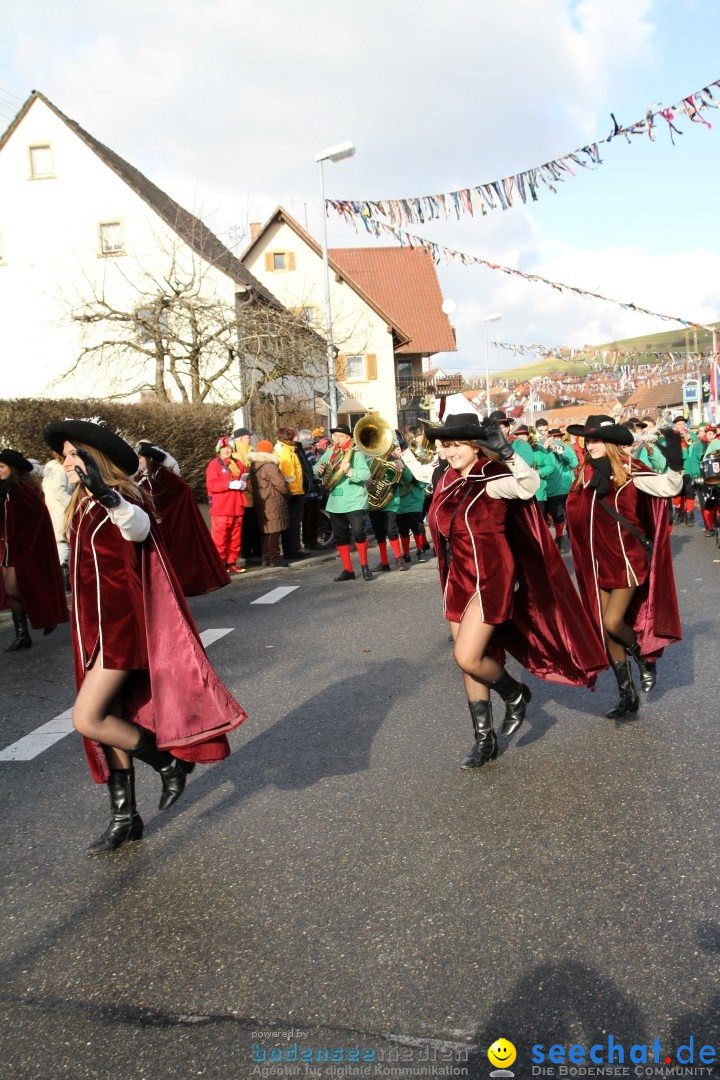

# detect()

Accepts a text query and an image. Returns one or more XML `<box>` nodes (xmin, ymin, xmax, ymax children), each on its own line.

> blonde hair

<box><xmin>63</xmin><ymin>442</ymin><xmax>145</xmax><ymax>538</ymax></box>
<box><xmin>575</xmin><ymin>440</ymin><xmax>631</xmax><ymax>491</ymax></box>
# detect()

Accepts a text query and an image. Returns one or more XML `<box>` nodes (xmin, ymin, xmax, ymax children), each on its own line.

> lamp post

<box><xmin>315</xmin><ymin>140</ymin><xmax>356</xmax><ymax>429</ymax></box>
<box><xmin>482</xmin><ymin>312</ymin><xmax>502</xmax><ymax>417</ymax></box>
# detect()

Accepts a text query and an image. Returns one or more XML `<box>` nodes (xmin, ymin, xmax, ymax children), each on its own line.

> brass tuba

<box><xmin>354</xmin><ymin>413</ymin><xmax>403</xmax><ymax>511</ymax></box>
<box><xmin>321</xmin><ymin>441</ymin><xmax>354</xmax><ymax>491</ymax></box>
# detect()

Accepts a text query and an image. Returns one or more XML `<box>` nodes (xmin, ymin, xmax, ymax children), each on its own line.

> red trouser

<box><xmin>210</xmin><ymin>513</ymin><xmax>244</xmax><ymax>565</ymax></box>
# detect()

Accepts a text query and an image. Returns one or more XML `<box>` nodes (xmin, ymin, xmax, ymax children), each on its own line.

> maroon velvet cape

<box><xmin>429</xmin><ymin>461</ymin><xmax>608</xmax><ymax>687</ymax></box>
<box><xmin>70</xmin><ymin>498</ymin><xmax>247</xmax><ymax>784</ymax></box>
<box><xmin>140</xmin><ymin>468</ymin><xmax>229</xmax><ymax>596</ymax></box>
<box><xmin>567</xmin><ymin>469</ymin><xmax>681</xmax><ymax>662</ymax></box>
<box><xmin>0</xmin><ymin>482</ymin><xmax>68</xmax><ymax>629</ymax></box>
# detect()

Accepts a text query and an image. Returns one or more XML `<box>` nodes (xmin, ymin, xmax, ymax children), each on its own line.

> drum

<box><xmin>700</xmin><ymin>452</ymin><xmax>720</xmax><ymax>485</ymax></box>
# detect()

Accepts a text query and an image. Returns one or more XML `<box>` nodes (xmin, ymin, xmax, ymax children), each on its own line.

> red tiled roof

<box><xmin>329</xmin><ymin>246</ymin><xmax>457</xmax><ymax>356</ymax></box>
<box><xmin>623</xmin><ymin>380</ymin><xmax>684</xmax><ymax>412</ymax></box>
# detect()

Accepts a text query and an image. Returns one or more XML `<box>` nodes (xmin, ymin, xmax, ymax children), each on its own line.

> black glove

<box><xmin>476</xmin><ymin>419</ymin><xmax>514</xmax><ymax>461</ymax></box>
<box><xmin>395</xmin><ymin>429</ymin><xmax>408</xmax><ymax>451</ymax></box>
<box><xmin>658</xmin><ymin>429</ymin><xmax>684</xmax><ymax>473</ymax></box>
<box><xmin>74</xmin><ymin>448</ymin><xmax>121</xmax><ymax>508</ymax></box>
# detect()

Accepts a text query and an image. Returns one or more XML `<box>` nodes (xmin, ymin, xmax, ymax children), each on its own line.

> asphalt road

<box><xmin>1</xmin><ymin>530</ymin><xmax>719</xmax><ymax>1080</ymax></box>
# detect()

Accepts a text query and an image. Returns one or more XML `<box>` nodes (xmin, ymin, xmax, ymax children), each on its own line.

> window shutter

<box><xmin>365</xmin><ymin>354</ymin><xmax>377</xmax><ymax>380</ymax></box>
<box><xmin>265</xmin><ymin>252</ymin><xmax>273</xmax><ymax>272</ymax></box>
<box><xmin>335</xmin><ymin>354</ymin><xmax>347</xmax><ymax>380</ymax></box>
<box><xmin>287</xmin><ymin>252</ymin><xmax>296</xmax><ymax>271</ymax></box>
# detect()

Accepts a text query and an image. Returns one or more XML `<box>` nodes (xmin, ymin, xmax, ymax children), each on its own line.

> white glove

<box><xmin>228</xmin><ymin>479</ymin><xmax>245</xmax><ymax>490</ymax></box>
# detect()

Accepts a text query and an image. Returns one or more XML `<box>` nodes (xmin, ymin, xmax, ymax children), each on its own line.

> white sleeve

<box><xmin>486</xmin><ymin>454</ymin><xmax>541</xmax><ymax>500</ymax></box>
<box><xmin>633</xmin><ymin>469</ymin><xmax>683</xmax><ymax>497</ymax></box>
<box><xmin>400</xmin><ymin>447</ymin><xmax>435</xmax><ymax>484</ymax></box>
<box><xmin>105</xmin><ymin>496</ymin><xmax>151</xmax><ymax>541</ymax></box>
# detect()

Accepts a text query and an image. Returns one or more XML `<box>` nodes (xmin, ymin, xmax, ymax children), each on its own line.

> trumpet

<box><xmin>353</xmin><ymin>413</ymin><xmax>403</xmax><ymax>511</ymax></box>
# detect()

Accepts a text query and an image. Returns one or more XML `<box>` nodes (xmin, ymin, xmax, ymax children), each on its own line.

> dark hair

<box><xmin>276</xmin><ymin>427</ymin><xmax>297</xmax><ymax>442</ymax></box>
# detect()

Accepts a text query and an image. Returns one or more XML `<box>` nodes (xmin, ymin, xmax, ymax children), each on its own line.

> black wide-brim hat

<box><xmin>330</xmin><ymin>424</ymin><xmax>352</xmax><ymax>436</ymax></box>
<box><xmin>0</xmin><ymin>448</ymin><xmax>33</xmax><ymax>472</ymax></box>
<box><xmin>43</xmin><ymin>419</ymin><xmax>139</xmax><ymax>475</ymax></box>
<box><xmin>137</xmin><ymin>441</ymin><xmax>167</xmax><ymax>464</ymax></box>
<box><xmin>566</xmin><ymin>414</ymin><xmax>634</xmax><ymax>446</ymax></box>
<box><xmin>422</xmin><ymin>411</ymin><xmax>487</xmax><ymax>442</ymax></box>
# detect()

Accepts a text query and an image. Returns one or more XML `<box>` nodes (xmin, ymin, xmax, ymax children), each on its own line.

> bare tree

<box><xmin>58</xmin><ymin>233</ymin><xmax>326</xmax><ymax>407</ymax></box>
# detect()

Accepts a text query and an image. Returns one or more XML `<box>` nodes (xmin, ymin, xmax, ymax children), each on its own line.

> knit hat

<box><xmin>256</xmin><ymin>440</ymin><xmax>274</xmax><ymax>453</ymax></box>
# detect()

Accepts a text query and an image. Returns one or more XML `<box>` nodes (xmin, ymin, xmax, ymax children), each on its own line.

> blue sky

<box><xmin>1</xmin><ymin>0</ymin><xmax>719</xmax><ymax>373</ymax></box>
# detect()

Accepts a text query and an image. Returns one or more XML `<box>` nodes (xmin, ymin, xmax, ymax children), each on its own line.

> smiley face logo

<box><xmin>488</xmin><ymin>1039</ymin><xmax>517</xmax><ymax>1070</ymax></box>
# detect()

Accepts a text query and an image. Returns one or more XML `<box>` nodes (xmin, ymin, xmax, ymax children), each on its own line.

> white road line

<box><xmin>250</xmin><ymin>586</ymin><xmax>299</xmax><ymax>605</ymax></box>
<box><xmin>0</xmin><ymin>628</ymin><xmax>234</xmax><ymax>763</ymax></box>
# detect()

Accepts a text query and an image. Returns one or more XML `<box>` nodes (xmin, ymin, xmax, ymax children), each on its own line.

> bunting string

<box><xmin>336</xmin><ymin>213</ymin><xmax>704</xmax><ymax>328</ymax></box>
<box><xmin>328</xmin><ymin>78</ymin><xmax>719</xmax><ymax>227</ymax></box>
<box><xmin>490</xmin><ymin>342</ymin><xmax>713</xmax><ymax>363</ymax></box>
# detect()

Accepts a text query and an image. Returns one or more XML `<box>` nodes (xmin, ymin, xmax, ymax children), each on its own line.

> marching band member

<box><xmin>137</xmin><ymin>442</ymin><xmax>230</xmax><ymax>596</ymax></box>
<box><xmin>669</xmin><ymin>415</ymin><xmax>698</xmax><ymax>526</ymax></box>
<box><xmin>42</xmin><ymin>419</ymin><xmax>247</xmax><ymax>855</ymax></box>
<box><xmin>424</xmin><ymin>413</ymin><xmax>607</xmax><ymax>771</ymax></box>
<box><xmin>397</xmin><ymin>469</ymin><xmax>430</xmax><ymax>563</ymax></box>
<box><xmin>313</xmin><ymin>424</ymin><xmax>372</xmax><ymax>581</ymax></box>
<box><xmin>538</xmin><ymin>427</ymin><xmax>577</xmax><ymax>553</ymax></box>
<box><xmin>0</xmin><ymin>448</ymin><xmax>68</xmax><ymax>651</ymax></box>
<box><xmin>369</xmin><ymin>450</ymin><xmax>409</xmax><ymax>573</ymax></box>
<box><xmin>565</xmin><ymin>415</ymin><xmax>683</xmax><ymax>719</ymax></box>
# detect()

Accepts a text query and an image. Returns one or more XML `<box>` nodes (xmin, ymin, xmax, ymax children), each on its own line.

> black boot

<box><xmin>487</xmin><ymin>669</ymin><xmax>532</xmax><ymax>736</ymax></box>
<box><xmin>361</xmin><ymin>564</ymin><xmax>373</xmax><ymax>581</ymax></box>
<box><xmin>372</xmin><ymin>562</ymin><xmax>391</xmax><ymax>572</ymax></box>
<box><xmin>395</xmin><ymin>558</ymin><xmax>409</xmax><ymax>571</ymax></box>
<box><xmin>459</xmin><ymin>699</ymin><xmax>498</xmax><ymax>769</ymax></box>
<box><xmin>133</xmin><ymin>730</ymin><xmax>195</xmax><ymax>811</ymax></box>
<box><xmin>626</xmin><ymin>643</ymin><xmax>657</xmax><ymax>693</ymax></box>
<box><xmin>334</xmin><ymin>569</ymin><xmax>356</xmax><ymax>581</ymax></box>
<box><xmin>686</xmin><ymin>509</ymin><xmax>695</xmax><ymax>527</ymax></box>
<box><xmin>87</xmin><ymin>769</ymin><xmax>143</xmax><ymax>855</ymax></box>
<box><xmin>5</xmin><ymin>611</ymin><xmax>32</xmax><ymax>652</ymax></box>
<box><xmin>672</xmin><ymin>505</ymin><xmax>684</xmax><ymax>525</ymax></box>
<box><xmin>416</xmin><ymin>548</ymin><xmax>426</xmax><ymax>563</ymax></box>
<box><xmin>606</xmin><ymin>660</ymin><xmax>640</xmax><ymax>719</ymax></box>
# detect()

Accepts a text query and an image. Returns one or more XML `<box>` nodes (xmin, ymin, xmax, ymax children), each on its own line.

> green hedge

<box><xmin>0</xmin><ymin>399</ymin><xmax>233</xmax><ymax>500</ymax></box>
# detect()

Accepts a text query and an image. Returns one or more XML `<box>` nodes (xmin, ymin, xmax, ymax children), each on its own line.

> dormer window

<box><xmin>29</xmin><ymin>145</ymin><xmax>54</xmax><ymax>179</ymax></box>
<box><xmin>99</xmin><ymin>222</ymin><xmax>124</xmax><ymax>256</ymax></box>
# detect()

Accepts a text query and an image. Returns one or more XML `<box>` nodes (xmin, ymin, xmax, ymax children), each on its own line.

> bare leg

<box><xmin>451</xmin><ymin>598</ymin><xmax>503</xmax><ymax>702</ymax></box>
<box><xmin>72</xmin><ymin>666</ymin><xmax>140</xmax><ymax>769</ymax></box>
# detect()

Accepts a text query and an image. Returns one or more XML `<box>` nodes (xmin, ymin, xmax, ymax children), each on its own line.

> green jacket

<box><xmin>314</xmin><ymin>446</ymin><xmax>370</xmax><ymax>512</ymax></box>
<box><xmin>686</xmin><ymin>439</ymin><xmax>705</xmax><ymax>480</ymax></box>
<box><xmin>533</xmin><ymin>443</ymin><xmax>559</xmax><ymax>502</ymax></box>
<box><xmin>632</xmin><ymin>443</ymin><xmax>667</xmax><ymax>472</ymax></box>
<box><xmin>546</xmin><ymin>442</ymin><xmax>578</xmax><ymax>496</ymax></box>
<box><xmin>512</xmin><ymin>438</ymin><xmax>536</xmax><ymax>468</ymax></box>
<box><xmin>398</xmin><ymin>470</ymin><xmax>427</xmax><ymax>514</ymax></box>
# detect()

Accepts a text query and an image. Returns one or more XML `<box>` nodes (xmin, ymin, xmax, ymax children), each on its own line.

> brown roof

<box><xmin>623</xmin><ymin>380</ymin><xmax>684</xmax><ymax>413</ymax></box>
<box><xmin>328</xmin><ymin>247</ymin><xmax>457</xmax><ymax>356</ymax></box>
<box><xmin>0</xmin><ymin>92</ymin><xmax>278</xmax><ymax>306</ymax></box>
<box><xmin>536</xmin><ymin>401</ymin><xmax>622</xmax><ymax>426</ymax></box>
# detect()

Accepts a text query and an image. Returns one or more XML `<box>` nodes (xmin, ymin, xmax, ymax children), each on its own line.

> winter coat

<box><xmin>42</xmin><ymin>458</ymin><xmax>72</xmax><ymax>541</ymax></box>
<box><xmin>250</xmin><ymin>452</ymin><xmax>290</xmax><ymax>533</ymax></box>
<box><xmin>206</xmin><ymin>456</ymin><xmax>247</xmax><ymax>516</ymax></box>
<box><xmin>276</xmin><ymin>441</ymin><xmax>304</xmax><ymax>495</ymax></box>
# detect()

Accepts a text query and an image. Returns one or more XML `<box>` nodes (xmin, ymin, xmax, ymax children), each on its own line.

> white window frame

<box><xmin>300</xmin><ymin>305</ymin><xmax>317</xmax><ymax>327</ymax></box>
<box><xmin>28</xmin><ymin>144</ymin><xmax>54</xmax><ymax>180</ymax></box>
<box><xmin>99</xmin><ymin>221</ymin><xmax>125</xmax><ymax>257</ymax></box>
<box><xmin>272</xmin><ymin>251</ymin><xmax>287</xmax><ymax>271</ymax></box>
<box><xmin>345</xmin><ymin>354</ymin><xmax>365</xmax><ymax>380</ymax></box>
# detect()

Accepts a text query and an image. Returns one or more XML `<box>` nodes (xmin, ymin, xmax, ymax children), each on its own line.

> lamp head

<box><xmin>315</xmin><ymin>141</ymin><xmax>356</xmax><ymax>163</ymax></box>
<box><xmin>482</xmin><ymin>313</ymin><xmax>502</xmax><ymax>323</ymax></box>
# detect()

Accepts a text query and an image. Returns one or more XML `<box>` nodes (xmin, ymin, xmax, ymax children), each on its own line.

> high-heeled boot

<box><xmin>5</xmin><ymin>611</ymin><xmax>32</xmax><ymax>652</ymax></box>
<box><xmin>132</xmin><ymin>729</ymin><xmax>195</xmax><ymax>811</ymax></box>
<box><xmin>626</xmin><ymin>643</ymin><xmax>657</xmax><ymax>693</ymax></box>
<box><xmin>606</xmin><ymin>660</ymin><xmax>640</xmax><ymax>719</ymax></box>
<box><xmin>487</xmin><ymin>669</ymin><xmax>532</xmax><ymax>735</ymax></box>
<box><xmin>87</xmin><ymin>768</ymin><xmax>143</xmax><ymax>856</ymax></box>
<box><xmin>459</xmin><ymin>699</ymin><xmax>498</xmax><ymax>770</ymax></box>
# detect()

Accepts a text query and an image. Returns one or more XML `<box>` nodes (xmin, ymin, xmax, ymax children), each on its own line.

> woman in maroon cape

<box><xmin>423</xmin><ymin>414</ymin><xmax>608</xmax><ymax>772</ymax></box>
<box><xmin>137</xmin><ymin>442</ymin><xmax>230</xmax><ymax>596</ymax></box>
<box><xmin>0</xmin><ymin>449</ymin><xmax>68</xmax><ymax>651</ymax></box>
<box><xmin>42</xmin><ymin>419</ymin><xmax>248</xmax><ymax>856</ymax></box>
<box><xmin>565</xmin><ymin>415</ymin><xmax>683</xmax><ymax>720</ymax></box>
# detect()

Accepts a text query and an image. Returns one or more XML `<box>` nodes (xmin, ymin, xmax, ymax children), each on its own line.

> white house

<box><xmin>241</xmin><ymin>207</ymin><xmax>457</xmax><ymax>429</ymax></box>
<box><xmin>0</xmin><ymin>91</ymin><xmax>276</xmax><ymax>400</ymax></box>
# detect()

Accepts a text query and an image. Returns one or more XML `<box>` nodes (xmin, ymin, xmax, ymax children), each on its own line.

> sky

<box><xmin>2</xmin><ymin>0</ymin><xmax>720</xmax><ymax>375</ymax></box>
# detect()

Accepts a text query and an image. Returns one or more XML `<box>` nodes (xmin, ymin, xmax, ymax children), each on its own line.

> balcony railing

<box><xmin>396</xmin><ymin>374</ymin><xmax>463</xmax><ymax>397</ymax></box>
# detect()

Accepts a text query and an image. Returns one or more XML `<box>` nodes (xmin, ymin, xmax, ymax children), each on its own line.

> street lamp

<box><xmin>315</xmin><ymin>140</ymin><xmax>356</xmax><ymax>428</ymax></box>
<box><xmin>482</xmin><ymin>312</ymin><xmax>502</xmax><ymax>416</ymax></box>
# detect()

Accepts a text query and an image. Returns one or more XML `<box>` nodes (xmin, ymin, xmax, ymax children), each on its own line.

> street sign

<box><xmin>321</xmin><ymin>387</ymin><xmax>346</xmax><ymax>410</ymax></box>
<box><xmin>683</xmin><ymin>380</ymin><xmax>699</xmax><ymax>404</ymax></box>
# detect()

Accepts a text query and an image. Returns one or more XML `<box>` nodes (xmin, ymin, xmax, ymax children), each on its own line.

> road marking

<box><xmin>0</xmin><ymin>628</ymin><xmax>234</xmax><ymax>763</ymax></box>
<box><xmin>250</xmin><ymin>586</ymin><xmax>299</xmax><ymax>605</ymax></box>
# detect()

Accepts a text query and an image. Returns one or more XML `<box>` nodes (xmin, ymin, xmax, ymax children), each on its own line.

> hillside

<box><xmin>491</xmin><ymin>357</ymin><xmax>596</xmax><ymax>381</ymax></box>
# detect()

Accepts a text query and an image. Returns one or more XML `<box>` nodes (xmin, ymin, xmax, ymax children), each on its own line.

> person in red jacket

<box><xmin>205</xmin><ymin>437</ymin><xmax>247</xmax><ymax>575</ymax></box>
<box><xmin>0</xmin><ymin>448</ymin><xmax>68</xmax><ymax>651</ymax></box>
<box><xmin>42</xmin><ymin>418</ymin><xmax>247</xmax><ymax>856</ymax></box>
